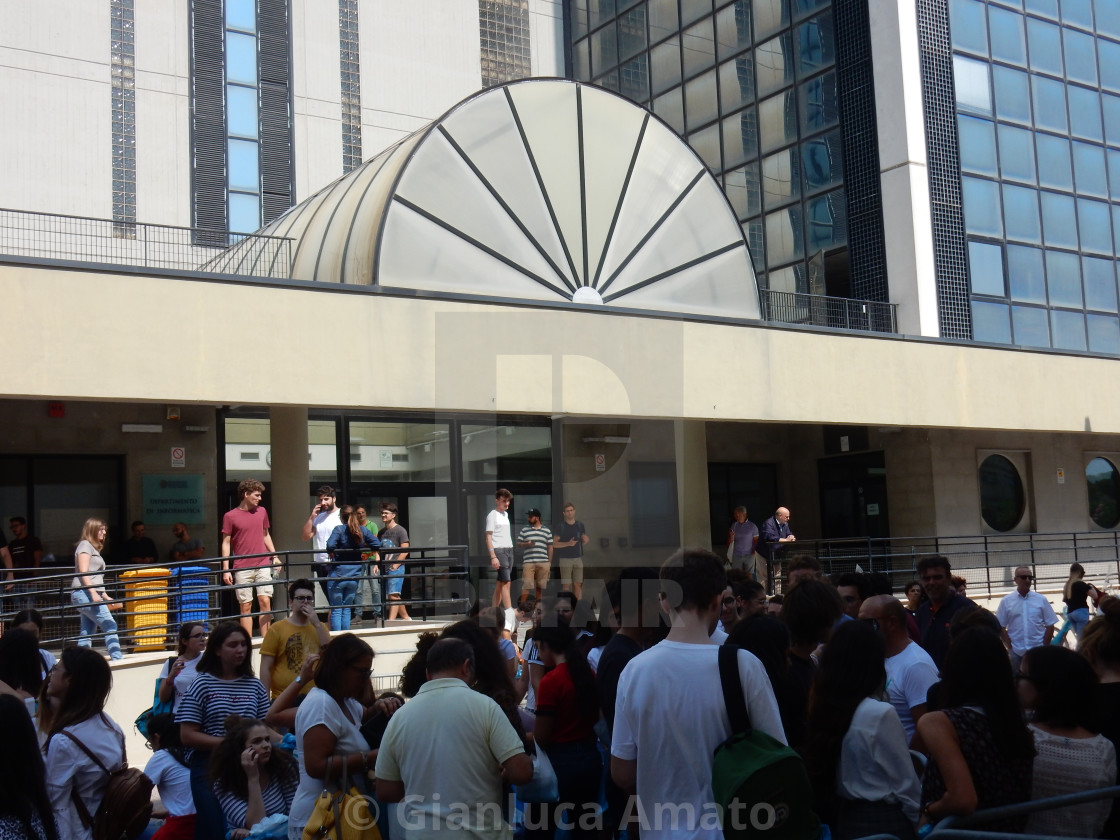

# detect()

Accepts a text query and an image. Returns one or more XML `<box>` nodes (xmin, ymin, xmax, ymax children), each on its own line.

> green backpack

<box><xmin>712</xmin><ymin>645</ymin><xmax>821</xmax><ymax>840</ymax></box>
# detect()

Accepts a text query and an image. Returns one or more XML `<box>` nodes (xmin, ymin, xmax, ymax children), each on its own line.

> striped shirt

<box><xmin>175</xmin><ymin>673</ymin><xmax>270</xmax><ymax>739</ymax></box>
<box><xmin>518</xmin><ymin>525</ymin><xmax>552</xmax><ymax>563</ymax></box>
<box><xmin>216</xmin><ymin>772</ymin><xmax>296</xmax><ymax>830</ymax></box>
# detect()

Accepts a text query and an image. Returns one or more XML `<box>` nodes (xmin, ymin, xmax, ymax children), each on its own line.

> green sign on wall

<box><xmin>142</xmin><ymin>474</ymin><xmax>204</xmax><ymax>524</ymax></box>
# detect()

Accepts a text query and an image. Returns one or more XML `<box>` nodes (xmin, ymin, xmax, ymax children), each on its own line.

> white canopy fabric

<box><xmin>210</xmin><ymin>79</ymin><xmax>760</xmax><ymax>320</ymax></box>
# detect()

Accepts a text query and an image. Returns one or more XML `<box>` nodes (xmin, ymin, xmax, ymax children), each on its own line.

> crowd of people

<box><xmin>2</xmin><ymin>498</ymin><xmax>1120</xmax><ymax>840</ymax></box>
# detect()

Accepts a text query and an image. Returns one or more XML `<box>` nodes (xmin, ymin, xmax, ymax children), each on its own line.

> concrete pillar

<box><xmin>675</xmin><ymin>419</ymin><xmax>712</xmax><ymax>550</ymax></box>
<box><xmin>269</xmin><ymin>407</ymin><xmax>310</xmax><ymax>582</ymax></box>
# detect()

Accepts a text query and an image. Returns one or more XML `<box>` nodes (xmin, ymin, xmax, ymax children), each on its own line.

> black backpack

<box><xmin>58</xmin><ymin>714</ymin><xmax>154</xmax><ymax>840</ymax></box>
<box><xmin>712</xmin><ymin>646</ymin><xmax>820</xmax><ymax>840</ymax></box>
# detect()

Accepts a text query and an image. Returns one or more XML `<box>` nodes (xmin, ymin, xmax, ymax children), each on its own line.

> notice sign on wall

<box><xmin>142</xmin><ymin>474</ymin><xmax>204</xmax><ymax>524</ymax></box>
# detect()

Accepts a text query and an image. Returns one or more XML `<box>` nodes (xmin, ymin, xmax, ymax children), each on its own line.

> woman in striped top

<box><xmin>177</xmin><ymin>622</ymin><xmax>270</xmax><ymax>840</ymax></box>
<box><xmin>210</xmin><ymin>717</ymin><xmax>297</xmax><ymax>838</ymax></box>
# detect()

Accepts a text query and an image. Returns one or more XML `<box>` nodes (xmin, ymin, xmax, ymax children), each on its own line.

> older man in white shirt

<box><xmin>996</xmin><ymin>566</ymin><xmax>1058</xmax><ymax>673</ymax></box>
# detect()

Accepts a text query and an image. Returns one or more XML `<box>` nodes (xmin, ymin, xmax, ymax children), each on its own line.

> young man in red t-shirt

<box><xmin>221</xmin><ymin>478</ymin><xmax>280</xmax><ymax>637</ymax></box>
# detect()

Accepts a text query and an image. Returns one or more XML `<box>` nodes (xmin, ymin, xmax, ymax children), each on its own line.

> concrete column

<box><xmin>675</xmin><ymin>419</ymin><xmax>712</xmax><ymax>550</ymax></box>
<box><xmin>269</xmin><ymin>407</ymin><xmax>310</xmax><ymax>580</ymax></box>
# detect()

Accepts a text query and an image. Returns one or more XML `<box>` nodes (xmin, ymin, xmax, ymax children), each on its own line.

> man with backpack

<box><xmin>610</xmin><ymin>548</ymin><xmax>787</xmax><ymax>839</ymax></box>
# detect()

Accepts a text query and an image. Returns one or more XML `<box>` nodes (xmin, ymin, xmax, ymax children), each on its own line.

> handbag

<box><xmin>302</xmin><ymin>755</ymin><xmax>381</xmax><ymax>840</ymax></box>
<box><xmin>514</xmin><ymin>744</ymin><xmax>559</xmax><ymax>803</ymax></box>
<box><xmin>135</xmin><ymin>657</ymin><xmax>176</xmax><ymax>738</ymax></box>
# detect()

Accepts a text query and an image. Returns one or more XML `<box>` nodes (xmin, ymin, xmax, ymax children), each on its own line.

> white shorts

<box><xmin>233</xmin><ymin>566</ymin><xmax>274</xmax><ymax>604</ymax></box>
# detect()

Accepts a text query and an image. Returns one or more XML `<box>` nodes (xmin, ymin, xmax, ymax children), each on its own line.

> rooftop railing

<box><xmin>759</xmin><ymin>288</ymin><xmax>898</xmax><ymax>333</ymax></box>
<box><xmin>0</xmin><ymin>207</ymin><xmax>293</xmax><ymax>279</ymax></box>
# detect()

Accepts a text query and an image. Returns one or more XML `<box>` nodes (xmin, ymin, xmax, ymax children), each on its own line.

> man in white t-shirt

<box><xmin>300</xmin><ymin>485</ymin><xmax>341</xmax><ymax>599</ymax></box>
<box><xmin>485</xmin><ymin>488</ymin><xmax>514</xmax><ymax>613</ymax></box>
<box><xmin>859</xmin><ymin>595</ymin><xmax>939</xmax><ymax>743</ymax></box>
<box><xmin>611</xmin><ymin>548</ymin><xmax>786</xmax><ymax>840</ymax></box>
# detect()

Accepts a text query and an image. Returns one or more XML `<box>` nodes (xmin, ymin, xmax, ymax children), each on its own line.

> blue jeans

<box><xmin>1068</xmin><ymin>606</ymin><xmax>1091</xmax><ymax>637</ymax></box>
<box><xmin>327</xmin><ymin>565</ymin><xmax>361</xmax><ymax>631</ymax></box>
<box><xmin>189</xmin><ymin>751</ymin><xmax>225</xmax><ymax>840</ymax></box>
<box><xmin>71</xmin><ymin>588</ymin><xmax>123</xmax><ymax>660</ymax></box>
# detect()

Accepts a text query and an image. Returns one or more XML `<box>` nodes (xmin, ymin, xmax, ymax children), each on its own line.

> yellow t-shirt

<box><xmin>259</xmin><ymin>618</ymin><xmax>321</xmax><ymax>698</ymax></box>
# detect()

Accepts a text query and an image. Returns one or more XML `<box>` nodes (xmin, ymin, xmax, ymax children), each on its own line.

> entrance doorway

<box><xmin>817</xmin><ymin>451</ymin><xmax>889</xmax><ymax>540</ymax></box>
<box><xmin>707</xmin><ymin>462</ymin><xmax>778</xmax><ymax>550</ymax></box>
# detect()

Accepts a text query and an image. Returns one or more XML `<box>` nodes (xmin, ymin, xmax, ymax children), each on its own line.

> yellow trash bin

<box><xmin>119</xmin><ymin>568</ymin><xmax>170</xmax><ymax>652</ymax></box>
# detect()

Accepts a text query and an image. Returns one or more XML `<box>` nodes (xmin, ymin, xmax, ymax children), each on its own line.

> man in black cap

<box><xmin>516</xmin><ymin>508</ymin><xmax>553</xmax><ymax>603</ymax></box>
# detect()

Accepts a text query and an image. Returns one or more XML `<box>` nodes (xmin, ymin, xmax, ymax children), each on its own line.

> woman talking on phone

<box><xmin>210</xmin><ymin>716</ymin><xmax>297</xmax><ymax>838</ymax></box>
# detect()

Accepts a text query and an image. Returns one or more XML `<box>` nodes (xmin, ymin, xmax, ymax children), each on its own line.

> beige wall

<box><xmin>5</xmin><ymin>264</ymin><xmax>1120</xmax><ymax>438</ymax></box>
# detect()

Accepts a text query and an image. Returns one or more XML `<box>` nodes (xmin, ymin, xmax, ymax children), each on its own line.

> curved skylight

<box><xmin>211</xmin><ymin>79</ymin><xmax>759</xmax><ymax>320</ymax></box>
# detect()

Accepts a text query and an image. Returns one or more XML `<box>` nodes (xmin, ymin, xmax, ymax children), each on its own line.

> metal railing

<box><xmin>0</xmin><ymin>207</ymin><xmax>294</xmax><ymax>279</ymax></box>
<box><xmin>759</xmin><ymin>288</ymin><xmax>898</xmax><ymax>333</ymax></box>
<box><xmin>1</xmin><ymin>547</ymin><xmax>470</xmax><ymax>654</ymax></box>
<box><xmin>761</xmin><ymin>530</ymin><xmax>1120</xmax><ymax>598</ymax></box>
<box><xmin>928</xmin><ymin>784</ymin><xmax>1120</xmax><ymax>840</ymax></box>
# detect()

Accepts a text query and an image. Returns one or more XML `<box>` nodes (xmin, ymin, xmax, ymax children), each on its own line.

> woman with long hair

<box><xmin>0</xmin><ymin>627</ymin><xmax>45</xmax><ymax>720</ymax></box>
<box><xmin>802</xmin><ymin>621</ymin><xmax>919</xmax><ymax>840</ymax></box>
<box><xmin>177</xmin><ymin>621</ymin><xmax>270</xmax><ymax>840</ymax></box>
<box><xmin>727</xmin><ymin>614</ymin><xmax>805</xmax><ymax>755</ymax></box>
<box><xmin>914</xmin><ymin>627</ymin><xmax>1035</xmax><ymax>832</ymax></box>
<box><xmin>1079</xmin><ymin>596</ymin><xmax>1120</xmax><ymax>837</ymax></box>
<box><xmin>143</xmin><ymin>714</ymin><xmax>195</xmax><ymax>840</ymax></box>
<box><xmin>158</xmin><ymin>623</ymin><xmax>208</xmax><ymax>712</ymax></box>
<box><xmin>525</xmin><ymin>623</ymin><xmax>601</xmax><ymax>840</ymax></box>
<box><xmin>210</xmin><ymin>717</ymin><xmax>298</xmax><ymax>838</ymax></box>
<box><xmin>288</xmin><ymin>634</ymin><xmax>397</xmax><ymax>840</ymax></box>
<box><xmin>325</xmin><ymin>505</ymin><xmax>381</xmax><ymax>631</ymax></box>
<box><xmin>41</xmin><ymin>647</ymin><xmax>126</xmax><ymax>840</ymax></box>
<box><xmin>70</xmin><ymin>518</ymin><xmax>122</xmax><ymax>660</ymax></box>
<box><xmin>0</xmin><ymin>693</ymin><xmax>58</xmax><ymax>840</ymax></box>
<box><xmin>1017</xmin><ymin>645</ymin><xmax>1116</xmax><ymax>836</ymax></box>
<box><xmin>1063</xmin><ymin>563</ymin><xmax>1099</xmax><ymax>642</ymax></box>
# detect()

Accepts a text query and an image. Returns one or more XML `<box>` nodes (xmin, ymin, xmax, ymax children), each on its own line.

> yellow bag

<box><xmin>302</xmin><ymin>755</ymin><xmax>381</xmax><ymax>840</ymax></box>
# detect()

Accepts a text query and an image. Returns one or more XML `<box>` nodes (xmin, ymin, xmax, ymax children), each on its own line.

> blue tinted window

<box><xmin>1012</xmin><ymin>305</ymin><xmax>1051</xmax><ymax>346</ymax></box>
<box><xmin>1037</xmin><ymin>134</ymin><xmax>1073</xmax><ymax>189</ymax></box>
<box><xmin>958</xmin><ymin>115</ymin><xmax>998</xmax><ymax>175</ymax></box>
<box><xmin>1087</xmin><ymin>314</ymin><xmax>1120</xmax><ymax>353</ymax></box>
<box><xmin>1100</xmin><ymin>39</ymin><xmax>1120</xmax><ymax>93</ymax></box>
<box><xmin>796</xmin><ymin>14</ymin><xmax>835</xmax><ymax>77</ymax></box>
<box><xmin>1059</xmin><ymin>0</ymin><xmax>1093</xmax><ymax>27</ymax></box>
<box><xmin>806</xmin><ymin>189</ymin><xmax>846</xmax><ymax>252</ymax></box>
<box><xmin>955</xmin><ymin>56</ymin><xmax>993</xmax><ymax>116</ymax></box>
<box><xmin>228</xmin><ymin>192</ymin><xmax>260</xmax><ymax>234</ymax></box>
<box><xmin>989</xmin><ymin>7</ymin><xmax>1027</xmax><ymax>64</ymax></box>
<box><xmin>998</xmin><ymin>124</ymin><xmax>1036</xmax><ymax>182</ymax></box>
<box><xmin>1008</xmin><ymin>244</ymin><xmax>1047</xmax><ymax>302</ymax></box>
<box><xmin>801</xmin><ymin>131</ymin><xmax>843</xmax><ymax>193</ymax></box>
<box><xmin>1041</xmin><ymin>191</ymin><xmax>1078</xmax><ymax>248</ymax></box>
<box><xmin>1046</xmin><ymin>250</ymin><xmax>1083</xmax><ymax>306</ymax></box>
<box><xmin>962</xmin><ymin>177</ymin><xmax>1004</xmax><ymax>237</ymax></box>
<box><xmin>1003</xmin><ymin>184</ymin><xmax>1042</xmax><ymax>243</ymax></box>
<box><xmin>969</xmin><ymin>241</ymin><xmax>1006</xmax><ymax>295</ymax></box>
<box><xmin>1068</xmin><ymin>86</ymin><xmax>1103</xmax><ymax>141</ymax></box>
<box><xmin>800</xmin><ymin>72</ymin><xmax>838</xmax><ymax>131</ymax></box>
<box><xmin>1032</xmin><ymin>76</ymin><xmax>1067</xmax><ymax>133</ymax></box>
<box><xmin>973</xmin><ymin>300</ymin><xmax>1013</xmax><ymax>343</ymax></box>
<box><xmin>1051</xmin><ymin>309</ymin><xmax>1087</xmax><ymax>350</ymax></box>
<box><xmin>1105</xmin><ymin>94</ymin><xmax>1120</xmax><ymax>146</ymax></box>
<box><xmin>993</xmin><ymin>66</ymin><xmax>1032</xmax><ymax>123</ymax></box>
<box><xmin>1097</xmin><ymin>0</ymin><xmax>1120</xmax><ymax>38</ymax></box>
<box><xmin>226</xmin><ymin>0</ymin><xmax>256</xmax><ymax>32</ymax></box>
<box><xmin>1063</xmin><ymin>30</ymin><xmax>1097</xmax><ymax>85</ymax></box>
<box><xmin>226</xmin><ymin>32</ymin><xmax>257</xmax><ymax>86</ymax></box>
<box><xmin>1115</xmin><ymin>206</ymin><xmax>1120</xmax><ymax>255</ymax></box>
<box><xmin>1083</xmin><ymin>256</ymin><xmax>1118</xmax><ymax>312</ymax></box>
<box><xmin>226</xmin><ymin>85</ymin><xmax>258</xmax><ymax>138</ymax></box>
<box><xmin>1108</xmin><ymin>149</ymin><xmax>1120</xmax><ymax>199</ymax></box>
<box><xmin>1079</xmin><ymin>198</ymin><xmax>1114</xmax><ymax>254</ymax></box>
<box><xmin>1026</xmin><ymin>0</ymin><xmax>1059</xmax><ymax>17</ymax></box>
<box><xmin>1026</xmin><ymin>19</ymin><xmax>1063</xmax><ymax>76</ymax></box>
<box><xmin>227</xmin><ymin>139</ymin><xmax>259</xmax><ymax>192</ymax></box>
<box><xmin>1073</xmin><ymin>142</ymin><xmax>1108</xmax><ymax>197</ymax></box>
<box><xmin>951</xmin><ymin>0</ymin><xmax>989</xmax><ymax>53</ymax></box>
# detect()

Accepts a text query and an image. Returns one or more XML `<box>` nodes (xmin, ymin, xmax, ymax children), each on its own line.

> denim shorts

<box><xmin>386</xmin><ymin>564</ymin><xmax>404</xmax><ymax>596</ymax></box>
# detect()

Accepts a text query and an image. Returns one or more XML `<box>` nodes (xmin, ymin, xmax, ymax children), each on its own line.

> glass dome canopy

<box><xmin>212</xmin><ymin>79</ymin><xmax>760</xmax><ymax>320</ymax></box>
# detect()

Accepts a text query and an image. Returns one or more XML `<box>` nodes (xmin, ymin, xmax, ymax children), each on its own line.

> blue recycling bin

<box><xmin>171</xmin><ymin>565</ymin><xmax>212</xmax><ymax>627</ymax></box>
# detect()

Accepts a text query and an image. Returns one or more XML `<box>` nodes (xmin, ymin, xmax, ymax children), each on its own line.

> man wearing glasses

<box><xmin>996</xmin><ymin>565</ymin><xmax>1058</xmax><ymax>673</ymax></box>
<box><xmin>259</xmin><ymin>578</ymin><xmax>330</xmax><ymax>700</ymax></box>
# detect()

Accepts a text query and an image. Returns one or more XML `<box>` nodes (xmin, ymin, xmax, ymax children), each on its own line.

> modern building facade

<box><xmin>2</xmin><ymin>0</ymin><xmax>1120</xmax><ymax>596</ymax></box>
